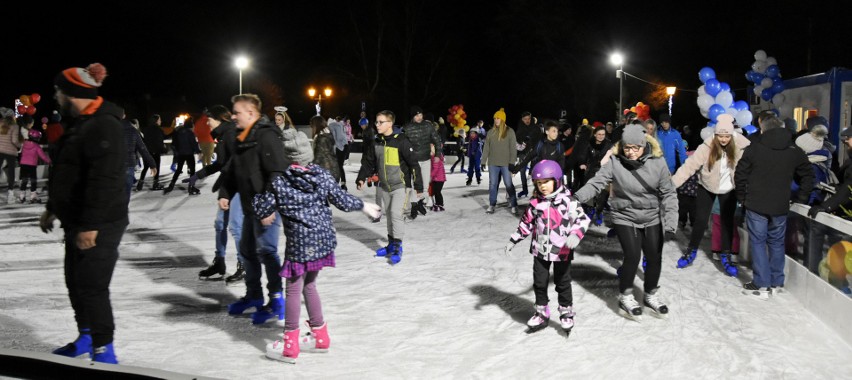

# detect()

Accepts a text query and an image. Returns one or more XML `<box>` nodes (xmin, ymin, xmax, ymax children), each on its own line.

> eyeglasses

<box><xmin>623</xmin><ymin>145</ymin><xmax>643</xmax><ymax>152</ymax></box>
<box><xmin>375</xmin><ymin>120</ymin><xmax>391</xmax><ymax>126</ymax></box>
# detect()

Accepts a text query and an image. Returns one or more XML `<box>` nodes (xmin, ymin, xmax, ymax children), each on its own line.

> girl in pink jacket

<box><xmin>504</xmin><ymin>160</ymin><xmax>590</xmax><ymax>333</ymax></box>
<box><xmin>18</xmin><ymin>129</ymin><xmax>51</xmax><ymax>203</ymax></box>
<box><xmin>429</xmin><ymin>152</ymin><xmax>446</xmax><ymax>211</ymax></box>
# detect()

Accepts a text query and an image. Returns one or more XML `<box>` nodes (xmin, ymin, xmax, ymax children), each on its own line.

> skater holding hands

<box><xmin>504</xmin><ymin>160</ymin><xmax>590</xmax><ymax>333</ymax></box>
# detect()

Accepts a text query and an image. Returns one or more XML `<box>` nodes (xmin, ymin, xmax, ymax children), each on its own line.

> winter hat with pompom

<box><xmin>281</xmin><ymin>128</ymin><xmax>314</xmax><ymax>165</ymax></box>
<box><xmin>54</xmin><ymin>63</ymin><xmax>107</xmax><ymax>99</ymax></box>
<box><xmin>796</xmin><ymin>125</ymin><xmax>828</xmax><ymax>154</ymax></box>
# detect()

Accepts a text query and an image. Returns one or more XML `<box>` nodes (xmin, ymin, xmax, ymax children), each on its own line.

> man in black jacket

<box><xmin>218</xmin><ymin>94</ymin><xmax>288</xmax><ymax>325</ymax></box>
<box><xmin>137</xmin><ymin>114</ymin><xmax>166</xmax><ymax>190</ymax></box>
<box><xmin>735</xmin><ymin>115</ymin><xmax>813</xmax><ymax>299</ymax></box>
<box><xmin>402</xmin><ymin>106</ymin><xmax>441</xmax><ymax>218</ymax></box>
<box><xmin>41</xmin><ymin>63</ymin><xmax>127</xmax><ymax>364</ymax></box>
<box><xmin>514</xmin><ymin>112</ymin><xmax>542</xmax><ymax>198</ymax></box>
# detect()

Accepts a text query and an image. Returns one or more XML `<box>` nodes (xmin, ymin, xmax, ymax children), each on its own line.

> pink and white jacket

<box><xmin>510</xmin><ymin>187</ymin><xmax>590</xmax><ymax>262</ymax></box>
<box><xmin>19</xmin><ymin>140</ymin><xmax>50</xmax><ymax>166</ymax></box>
<box><xmin>430</xmin><ymin>154</ymin><xmax>446</xmax><ymax>182</ymax></box>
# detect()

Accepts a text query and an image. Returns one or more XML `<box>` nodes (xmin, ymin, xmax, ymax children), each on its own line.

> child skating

<box><xmin>253</xmin><ymin>128</ymin><xmax>381</xmax><ymax>364</ymax></box>
<box><xmin>18</xmin><ymin>129</ymin><xmax>51</xmax><ymax>203</ymax></box>
<box><xmin>429</xmin><ymin>153</ymin><xmax>446</xmax><ymax>211</ymax></box>
<box><xmin>504</xmin><ymin>160</ymin><xmax>590</xmax><ymax>333</ymax></box>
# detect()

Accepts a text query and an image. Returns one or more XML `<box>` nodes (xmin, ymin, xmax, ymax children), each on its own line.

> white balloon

<box><xmin>755</xmin><ymin>49</ymin><xmax>767</xmax><ymax>61</ymax></box>
<box><xmin>736</xmin><ymin>110</ymin><xmax>753</xmax><ymax>126</ymax></box>
<box><xmin>766</xmin><ymin>57</ymin><xmax>777</xmax><ymax>66</ymax></box>
<box><xmin>726</xmin><ymin>107</ymin><xmax>738</xmax><ymax>117</ymax></box>
<box><xmin>753</xmin><ymin>86</ymin><xmax>764</xmax><ymax>96</ymax></box>
<box><xmin>700</xmin><ymin>108</ymin><xmax>709</xmax><ymax>119</ymax></box>
<box><xmin>698</xmin><ymin>85</ymin><xmax>707</xmax><ymax>96</ymax></box>
<box><xmin>772</xmin><ymin>93</ymin><xmax>786</xmax><ymax>104</ymax></box>
<box><xmin>697</xmin><ymin>94</ymin><xmax>715</xmax><ymax>111</ymax></box>
<box><xmin>715</xmin><ymin>91</ymin><xmax>734</xmax><ymax>108</ymax></box>
<box><xmin>760</xmin><ymin>77</ymin><xmax>774</xmax><ymax>88</ymax></box>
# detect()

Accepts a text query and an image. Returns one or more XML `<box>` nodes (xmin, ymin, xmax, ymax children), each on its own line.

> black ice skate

<box><xmin>198</xmin><ymin>257</ymin><xmax>226</xmax><ymax>280</ymax></box>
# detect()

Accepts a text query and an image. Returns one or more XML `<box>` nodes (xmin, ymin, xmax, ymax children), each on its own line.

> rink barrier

<box><xmin>739</xmin><ymin>204</ymin><xmax>852</xmax><ymax>347</ymax></box>
<box><xmin>0</xmin><ymin>348</ymin><xmax>222</xmax><ymax>379</ymax></box>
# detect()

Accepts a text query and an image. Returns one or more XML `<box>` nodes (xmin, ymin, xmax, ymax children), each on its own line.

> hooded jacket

<box><xmin>671</xmin><ymin>132</ymin><xmax>750</xmax><ymax>193</ymax></box>
<box><xmin>252</xmin><ymin>163</ymin><xmax>364</xmax><ymax>263</ymax></box>
<box><xmin>656</xmin><ymin>127</ymin><xmax>688</xmax><ymax>173</ymax></box>
<box><xmin>356</xmin><ymin>132</ymin><xmax>423</xmax><ymax>193</ymax></box>
<box><xmin>47</xmin><ymin>99</ymin><xmax>128</xmax><ymax>230</ymax></box>
<box><xmin>574</xmin><ymin>135</ymin><xmax>678</xmax><ymax>230</ymax></box>
<box><xmin>19</xmin><ymin>139</ymin><xmax>51</xmax><ymax>166</ymax></box>
<box><xmin>218</xmin><ymin>119</ymin><xmax>289</xmax><ymax>216</ymax></box>
<box><xmin>515</xmin><ymin>138</ymin><xmax>565</xmax><ymax>173</ymax></box>
<box><xmin>735</xmin><ymin>128</ymin><xmax>814</xmax><ymax>215</ymax></box>
<box><xmin>509</xmin><ymin>187</ymin><xmax>590</xmax><ymax>262</ymax></box>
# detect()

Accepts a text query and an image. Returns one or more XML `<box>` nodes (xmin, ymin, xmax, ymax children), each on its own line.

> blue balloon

<box><xmin>720</xmin><ymin>82</ymin><xmax>731</xmax><ymax>93</ymax></box>
<box><xmin>708</xmin><ymin>104</ymin><xmax>726</xmax><ymax>122</ymax></box>
<box><xmin>705</xmin><ymin>79</ymin><xmax>722</xmax><ymax>97</ymax></box>
<box><xmin>699</xmin><ymin>67</ymin><xmax>716</xmax><ymax>84</ymax></box>
<box><xmin>761</xmin><ymin>88</ymin><xmax>774</xmax><ymax>101</ymax></box>
<box><xmin>743</xmin><ymin>124</ymin><xmax>758</xmax><ymax>135</ymax></box>
<box><xmin>752</xmin><ymin>72</ymin><xmax>766</xmax><ymax>84</ymax></box>
<box><xmin>733</xmin><ymin>100</ymin><xmax>749</xmax><ymax>112</ymax></box>
<box><xmin>766</xmin><ymin>64</ymin><xmax>780</xmax><ymax>78</ymax></box>
<box><xmin>745</xmin><ymin>70</ymin><xmax>755</xmax><ymax>82</ymax></box>
<box><xmin>771</xmin><ymin>79</ymin><xmax>785</xmax><ymax>93</ymax></box>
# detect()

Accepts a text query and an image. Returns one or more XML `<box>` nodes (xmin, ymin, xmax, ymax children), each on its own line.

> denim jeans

<box><xmin>240</xmin><ymin>212</ymin><xmax>282</xmax><ymax>300</ymax></box>
<box><xmin>214</xmin><ymin>193</ymin><xmax>243</xmax><ymax>261</ymax></box>
<box><xmin>488</xmin><ymin>165</ymin><xmax>516</xmax><ymax>207</ymax></box>
<box><xmin>745</xmin><ymin>209</ymin><xmax>787</xmax><ymax>288</ymax></box>
<box><xmin>125</xmin><ymin>167</ymin><xmax>136</xmax><ymax>199</ymax></box>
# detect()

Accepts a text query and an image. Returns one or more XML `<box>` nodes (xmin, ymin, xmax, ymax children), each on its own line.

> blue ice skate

<box><xmin>677</xmin><ymin>248</ymin><xmax>698</xmax><ymax>269</ymax></box>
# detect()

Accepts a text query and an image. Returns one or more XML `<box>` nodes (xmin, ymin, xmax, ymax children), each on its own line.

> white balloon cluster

<box><xmin>696</xmin><ymin>66</ymin><xmax>754</xmax><ymax>129</ymax></box>
<box><xmin>745</xmin><ymin>49</ymin><xmax>785</xmax><ymax>105</ymax></box>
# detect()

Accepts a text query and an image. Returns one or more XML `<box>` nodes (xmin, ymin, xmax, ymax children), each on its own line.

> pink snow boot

<box><xmin>302</xmin><ymin>321</ymin><xmax>330</xmax><ymax>352</ymax></box>
<box><xmin>266</xmin><ymin>329</ymin><xmax>299</xmax><ymax>363</ymax></box>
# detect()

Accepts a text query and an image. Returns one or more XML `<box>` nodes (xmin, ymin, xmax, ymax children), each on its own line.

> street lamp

<box><xmin>308</xmin><ymin>87</ymin><xmax>332</xmax><ymax>115</ymax></box>
<box><xmin>235</xmin><ymin>56</ymin><xmax>249</xmax><ymax>94</ymax></box>
<box><xmin>666</xmin><ymin>86</ymin><xmax>677</xmax><ymax>116</ymax></box>
<box><xmin>610</xmin><ymin>53</ymin><xmax>624</xmax><ymax>123</ymax></box>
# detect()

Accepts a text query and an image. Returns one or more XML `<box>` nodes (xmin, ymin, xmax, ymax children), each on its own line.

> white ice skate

<box><xmin>557</xmin><ymin>305</ymin><xmax>575</xmax><ymax>332</ymax></box>
<box><xmin>618</xmin><ymin>292</ymin><xmax>642</xmax><ymax>322</ymax></box>
<box><xmin>643</xmin><ymin>288</ymin><xmax>669</xmax><ymax>318</ymax></box>
<box><xmin>526</xmin><ymin>304</ymin><xmax>550</xmax><ymax>332</ymax></box>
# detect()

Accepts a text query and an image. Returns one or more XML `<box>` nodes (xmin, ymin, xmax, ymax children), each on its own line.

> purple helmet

<box><xmin>531</xmin><ymin>160</ymin><xmax>563</xmax><ymax>187</ymax></box>
<box><xmin>28</xmin><ymin>129</ymin><xmax>42</xmax><ymax>141</ymax></box>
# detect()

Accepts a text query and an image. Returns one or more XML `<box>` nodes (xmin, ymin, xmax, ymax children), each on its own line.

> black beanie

<box><xmin>410</xmin><ymin>106</ymin><xmax>423</xmax><ymax>118</ymax></box>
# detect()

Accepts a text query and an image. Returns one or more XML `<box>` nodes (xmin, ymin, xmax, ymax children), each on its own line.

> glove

<box><xmin>508</xmin><ymin>164</ymin><xmax>517</xmax><ymax>174</ymax></box>
<box><xmin>807</xmin><ymin>205</ymin><xmax>825</xmax><ymax>219</ymax></box>
<box><xmin>181</xmin><ymin>174</ymin><xmax>198</xmax><ymax>188</ymax></box>
<box><xmin>504</xmin><ymin>242</ymin><xmax>516</xmax><ymax>256</ymax></box>
<box><xmin>39</xmin><ymin>211</ymin><xmax>56</xmax><ymax>233</ymax></box>
<box><xmin>565</xmin><ymin>235</ymin><xmax>581</xmax><ymax>249</ymax></box>
<box><xmin>664</xmin><ymin>230</ymin><xmax>678</xmax><ymax>241</ymax></box>
<box><xmin>362</xmin><ymin>202</ymin><xmax>382</xmax><ymax>221</ymax></box>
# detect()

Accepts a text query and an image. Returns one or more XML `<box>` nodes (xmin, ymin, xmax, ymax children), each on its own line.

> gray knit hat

<box><xmin>621</xmin><ymin>124</ymin><xmax>646</xmax><ymax>146</ymax></box>
<box><xmin>281</xmin><ymin>128</ymin><xmax>314</xmax><ymax>165</ymax></box>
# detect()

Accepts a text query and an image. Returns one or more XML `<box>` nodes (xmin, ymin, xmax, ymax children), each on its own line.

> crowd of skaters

<box><xmin>6</xmin><ymin>62</ymin><xmax>850</xmax><ymax>367</ymax></box>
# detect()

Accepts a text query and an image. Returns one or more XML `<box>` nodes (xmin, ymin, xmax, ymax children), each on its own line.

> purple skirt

<box><xmin>279</xmin><ymin>252</ymin><xmax>336</xmax><ymax>278</ymax></box>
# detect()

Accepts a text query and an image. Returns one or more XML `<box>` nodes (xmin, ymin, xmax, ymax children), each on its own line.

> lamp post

<box><xmin>610</xmin><ymin>53</ymin><xmax>624</xmax><ymax>123</ymax></box>
<box><xmin>666</xmin><ymin>86</ymin><xmax>677</xmax><ymax>117</ymax></box>
<box><xmin>235</xmin><ymin>56</ymin><xmax>249</xmax><ymax>94</ymax></box>
<box><xmin>308</xmin><ymin>87</ymin><xmax>332</xmax><ymax>116</ymax></box>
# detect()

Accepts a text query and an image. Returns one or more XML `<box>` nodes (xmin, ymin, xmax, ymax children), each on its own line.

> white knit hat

<box><xmin>795</xmin><ymin>130</ymin><xmax>825</xmax><ymax>154</ymax></box>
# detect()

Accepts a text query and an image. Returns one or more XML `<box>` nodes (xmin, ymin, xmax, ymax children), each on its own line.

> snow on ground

<box><xmin>1</xmin><ymin>158</ymin><xmax>851</xmax><ymax>379</ymax></box>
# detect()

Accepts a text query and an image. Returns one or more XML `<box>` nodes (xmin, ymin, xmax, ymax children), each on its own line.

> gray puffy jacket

<box><xmin>403</xmin><ymin>120</ymin><xmax>442</xmax><ymax>161</ymax></box>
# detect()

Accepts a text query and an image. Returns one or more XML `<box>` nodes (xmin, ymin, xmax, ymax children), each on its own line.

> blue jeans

<box><xmin>467</xmin><ymin>156</ymin><xmax>481</xmax><ymax>180</ymax></box>
<box><xmin>745</xmin><ymin>209</ymin><xmax>787</xmax><ymax>288</ymax></box>
<box><xmin>215</xmin><ymin>193</ymin><xmax>243</xmax><ymax>261</ymax></box>
<box><xmin>488</xmin><ymin>165</ymin><xmax>517</xmax><ymax>207</ymax></box>
<box><xmin>125</xmin><ymin>167</ymin><xmax>135</xmax><ymax>199</ymax></box>
<box><xmin>240</xmin><ymin>212</ymin><xmax>282</xmax><ymax>299</ymax></box>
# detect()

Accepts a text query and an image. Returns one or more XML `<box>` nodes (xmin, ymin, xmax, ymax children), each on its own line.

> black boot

<box><xmin>225</xmin><ymin>261</ymin><xmax>245</xmax><ymax>285</ymax></box>
<box><xmin>163</xmin><ymin>184</ymin><xmax>174</xmax><ymax>195</ymax></box>
<box><xmin>151</xmin><ymin>182</ymin><xmax>164</xmax><ymax>191</ymax></box>
<box><xmin>199</xmin><ymin>256</ymin><xmax>226</xmax><ymax>279</ymax></box>
<box><xmin>188</xmin><ymin>186</ymin><xmax>201</xmax><ymax>195</ymax></box>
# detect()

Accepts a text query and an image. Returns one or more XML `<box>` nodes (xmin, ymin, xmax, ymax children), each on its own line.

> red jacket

<box><xmin>194</xmin><ymin>115</ymin><xmax>214</xmax><ymax>143</ymax></box>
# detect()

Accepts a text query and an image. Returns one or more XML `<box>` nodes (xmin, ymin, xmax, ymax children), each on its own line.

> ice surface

<box><xmin>1</xmin><ymin>158</ymin><xmax>850</xmax><ymax>379</ymax></box>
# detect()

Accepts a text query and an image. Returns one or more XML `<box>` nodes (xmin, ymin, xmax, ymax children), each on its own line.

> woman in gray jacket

<box><xmin>574</xmin><ymin>124</ymin><xmax>678</xmax><ymax>320</ymax></box>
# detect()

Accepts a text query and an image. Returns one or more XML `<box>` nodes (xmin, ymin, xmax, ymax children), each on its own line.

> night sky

<box><xmin>9</xmin><ymin>0</ymin><xmax>852</xmax><ymax>129</ymax></box>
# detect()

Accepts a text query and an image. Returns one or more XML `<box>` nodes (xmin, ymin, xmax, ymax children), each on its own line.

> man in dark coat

<box><xmin>735</xmin><ymin>115</ymin><xmax>813</xmax><ymax>299</ymax></box>
<box><xmin>42</xmin><ymin>63</ymin><xmax>128</xmax><ymax>364</ymax></box>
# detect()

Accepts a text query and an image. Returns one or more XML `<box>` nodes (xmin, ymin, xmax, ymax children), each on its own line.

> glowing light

<box><xmin>235</xmin><ymin>56</ymin><xmax>249</xmax><ymax>70</ymax></box>
<box><xmin>308</xmin><ymin>88</ymin><xmax>316</xmax><ymax>97</ymax></box>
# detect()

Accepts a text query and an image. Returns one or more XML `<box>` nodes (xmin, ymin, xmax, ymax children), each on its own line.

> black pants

<box><xmin>678</xmin><ymin>194</ymin><xmax>696</xmax><ymax>227</ymax></box>
<box><xmin>613</xmin><ymin>223</ymin><xmax>662</xmax><ymax>293</ymax></box>
<box><xmin>168</xmin><ymin>154</ymin><xmax>195</xmax><ymax>188</ymax></box>
<box><xmin>431</xmin><ymin>181</ymin><xmax>444</xmax><ymax>206</ymax></box>
<box><xmin>450</xmin><ymin>152</ymin><xmax>465</xmax><ymax>172</ymax></box>
<box><xmin>19</xmin><ymin>165</ymin><xmax>37</xmax><ymax>191</ymax></box>
<box><xmin>139</xmin><ymin>153</ymin><xmax>161</xmax><ymax>185</ymax></box>
<box><xmin>336</xmin><ymin>145</ymin><xmax>348</xmax><ymax>185</ymax></box>
<box><xmin>0</xmin><ymin>153</ymin><xmax>16</xmax><ymax>188</ymax></box>
<box><xmin>63</xmin><ymin>222</ymin><xmax>127</xmax><ymax>347</ymax></box>
<box><xmin>689</xmin><ymin>188</ymin><xmax>736</xmax><ymax>251</ymax></box>
<box><xmin>532</xmin><ymin>256</ymin><xmax>573</xmax><ymax>306</ymax></box>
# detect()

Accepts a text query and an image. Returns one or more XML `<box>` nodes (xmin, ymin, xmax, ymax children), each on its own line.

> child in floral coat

<box><xmin>504</xmin><ymin>160</ymin><xmax>590</xmax><ymax>333</ymax></box>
